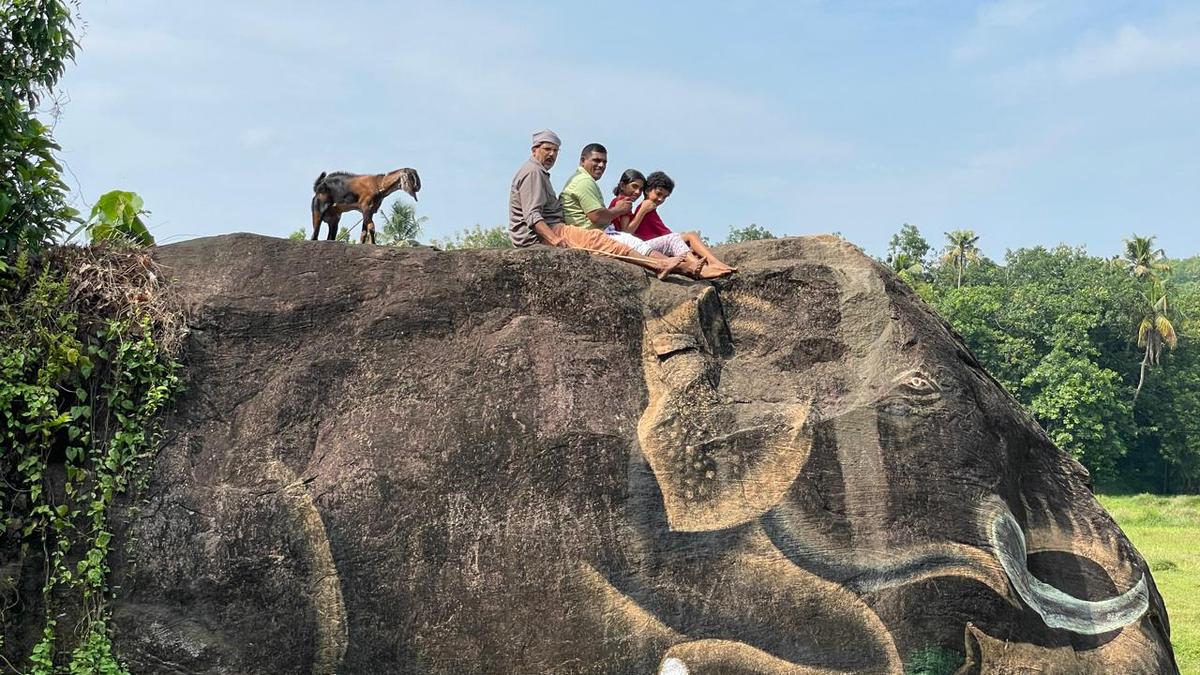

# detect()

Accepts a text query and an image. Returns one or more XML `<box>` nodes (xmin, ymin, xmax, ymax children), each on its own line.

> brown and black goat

<box><xmin>310</xmin><ymin>168</ymin><xmax>421</xmax><ymax>244</ymax></box>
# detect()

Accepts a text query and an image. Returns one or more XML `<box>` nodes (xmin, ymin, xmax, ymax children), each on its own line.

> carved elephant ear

<box><xmin>639</xmin><ymin>283</ymin><xmax>815</xmax><ymax>533</ymax></box>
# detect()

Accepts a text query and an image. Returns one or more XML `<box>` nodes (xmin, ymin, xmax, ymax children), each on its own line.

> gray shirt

<box><xmin>509</xmin><ymin>157</ymin><xmax>564</xmax><ymax>247</ymax></box>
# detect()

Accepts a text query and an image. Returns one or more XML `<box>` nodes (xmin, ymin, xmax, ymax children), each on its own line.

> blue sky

<box><xmin>51</xmin><ymin>0</ymin><xmax>1199</xmax><ymax>259</ymax></box>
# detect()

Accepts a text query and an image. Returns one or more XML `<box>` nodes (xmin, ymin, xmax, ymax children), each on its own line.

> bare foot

<box><xmin>679</xmin><ymin>255</ymin><xmax>706</xmax><ymax>278</ymax></box>
<box><xmin>698</xmin><ymin>262</ymin><xmax>731</xmax><ymax>279</ymax></box>
<box><xmin>656</xmin><ymin>255</ymin><xmax>686</xmax><ymax>280</ymax></box>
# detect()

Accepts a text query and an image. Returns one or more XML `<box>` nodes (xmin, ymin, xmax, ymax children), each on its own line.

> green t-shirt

<box><xmin>560</xmin><ymin>167</ymin><xmax>605</xmax><ymax>229</ymax></box>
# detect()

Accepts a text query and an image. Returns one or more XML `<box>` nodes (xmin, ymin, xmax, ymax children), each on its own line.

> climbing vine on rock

<box><xmin>0</xmin><ymin>245</ymin><xmax>183</xmax><ymax>672</ymax></box>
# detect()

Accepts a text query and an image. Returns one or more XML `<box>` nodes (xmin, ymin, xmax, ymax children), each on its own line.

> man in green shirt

<box><xmin>559</xmin><ymin>143</ymin><xmax>632</xmax><ymax>229</ymax></box>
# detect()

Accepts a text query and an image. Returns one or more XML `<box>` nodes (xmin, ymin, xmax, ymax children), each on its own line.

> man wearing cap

<box><xmin>508</xmin><ymin>130</ymin><xmax>692</xmax><ymax>279</ymax></box>
<box><xmin>559</xmin><ymin>142</ymin><xmax>631</xmax><ymax>229</ymax></box>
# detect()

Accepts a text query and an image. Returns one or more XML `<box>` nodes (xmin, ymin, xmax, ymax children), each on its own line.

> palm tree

<box><xmin>886</xmin><ymin>251</ymin><xmax>925</xmax><ymax>283</ymax></box>
<box><xmin>1133</xmin><ymin>281</ymin><xmax>1178</xmax><ymax>402</ymax></box>
<box><xmin>379</xmin><ymin>201</ymin><xmax>428</xmax><ymax>246</ymax></box>
<box><xmin>941</xmin><ymin>230</ymin><xmax>981</xmax><ymax>288</ymax></box>
<box><xmin>1118</xmin><ymin>234</ymin><xmax>1170</xmax><ymax>280</ymax></box>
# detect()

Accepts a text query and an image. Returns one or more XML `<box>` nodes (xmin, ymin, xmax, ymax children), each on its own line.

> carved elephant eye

<box><xmin>901</xmin><ymin>374</ymin><xmax>937</xmax><ymax>394</ymax></box>
<box><xmin>879</xmin><ymin>369</ymin><xmax>942</xmax><ymax>409</ymax></box>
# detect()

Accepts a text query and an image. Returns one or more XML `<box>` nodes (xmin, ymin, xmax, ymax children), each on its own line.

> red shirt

<box><xmin>632</xmin><ymin>205</ymin><xmax>672</xmax><ymax>240</ymax></box>
<box><xmin>607</xmin><ymin>196</ymin><xmax>635</xmax><ymax>232</ymax></box>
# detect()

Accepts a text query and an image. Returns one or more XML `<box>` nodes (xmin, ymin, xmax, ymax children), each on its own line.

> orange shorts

<box><xmin>551</xmin><ymin>223</ymin><xmax>640</xmax><ymax>258</ymax></box>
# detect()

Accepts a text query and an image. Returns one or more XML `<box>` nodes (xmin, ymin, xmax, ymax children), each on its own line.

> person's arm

<box><xmin>533</xmin><ymin>220</ymin><xmax>568</xmax><ymax>247</ymax></box>
<box><xmin>585</xmin><ymin>199</ymin><xmax>633</xmax><ymax>227</ymax></box>
<box><xmin>623</xmin><ymin>200</ymin><xmax>657</xmax><ymax>233</ymax></box>
<box><xmin>519</xmin><ymin>172</ymin><xmax>568</xmax><ymax>247</ymax></box>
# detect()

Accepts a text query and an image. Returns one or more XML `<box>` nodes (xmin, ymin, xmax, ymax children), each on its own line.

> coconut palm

<box><xmin>1134</xmin><ymin>282</ymin><xmax>1178</xmax><ymax>402</ymax></box>
<box><xmin>941</xmin><ymin>229</ymin><xmax>981</xmax><ymax>288</ymax></box>
<box><xmin>886</xmin><ymin>251</ymin><xmax>925</xmax><ymax>286</ymax></box>
<box><xmin>1118</xmin><ymin>234</ymin><xmax>1170</xmax><ymax>280</ymax></box>
<box><xmin>379</xmin><ymin>200</ymin><xmax>428</xmax><ymax>246</ymax></box>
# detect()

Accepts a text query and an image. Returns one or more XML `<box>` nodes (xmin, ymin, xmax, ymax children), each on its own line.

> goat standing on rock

<box><xmin>311</xmin><ymin>168</ymin><xmax>421</xmax><ymax>244</ymax></box>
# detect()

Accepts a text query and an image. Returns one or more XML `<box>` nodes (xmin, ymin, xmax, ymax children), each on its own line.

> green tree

<box><xmin>1024</xmin><ymin>344</ymin><xmax>1131</xmax><ymax>482</ymax></box>
<box><xmin>1</xmin><ymin>0</ymin><xmax>80</xmax><ymax>252</ymax></box>
<box><xmin>722</xmin><ymin>224</ymin><xmax>775</xmax><ymax>244</ymax></box>
<box><xmin>1133</xmin><ymin>282</ymin><xmax>1178</xmax><ymax>402</ymax></box>
<box><xmin>1137</xmin><ymin>281</ymin><xmax>1200</xmax><ymax>491</ymax></box>
<box><xmin>887</xmin><ymin>224</ymin><xmax>931</xmax><ymax>267</ymax></box>
<box><xmin>926</xmin><ymin>245</ymin><xmax>1140</xmax><ymax>486</ymax></box>
<box><xmin>286</xmin><ymin>226</ymin><xmax>353</xmax><ymax>242</ymax></box>
<box><xmin>886</xmin><ymin>223</ymin><xmax>932</xmax><ymax>286</ymax></box>
<box><xmin>940</xmin><ymin>229</ymin><xmax>981</xmax><ymax>289</ymax></box>
<box><xmin>378</xmin><ymin>200</ymin><xmax>427</xmax><ymax>246</ymax></box>
<box><xmin>923</xmin><ymin>239</ymin><xmax>1200</xmax><ymax>492</ymax></box>
<box><xmin>1117</xmin><ymin>234</ymin><xmax>1178</xmax><ymax>405</ymax></box>
<box><xmin>1171</xmin><ymin>255</ymin><xmax>1200</xmax><ymax>285</ymax></box>
<box><xmin>434</xmin><ymin>224</ymin><xmax>512</xmax><ymax>250</ymax></box>
<box><xmin>1118</xmin><ymin>234</ymin><xmax>1170</xmax><ymax>281</ymax></box>
<box><xmin>1135</xmin><ymin>334</ymin><xmax>1200</xmax><ymax>492</ymax></box>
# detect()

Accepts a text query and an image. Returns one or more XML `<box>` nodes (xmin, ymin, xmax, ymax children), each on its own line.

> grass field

<box><xmin>1099</xmin><ymin>494</ymin><xmax>1200</xmax><ymax>674</ymax></box>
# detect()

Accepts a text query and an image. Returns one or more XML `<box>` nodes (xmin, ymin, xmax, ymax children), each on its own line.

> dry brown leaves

<box><xmin>51</xmin><ymin>243</ymin><xmax>186</xmax><ymax>358</ymax></box>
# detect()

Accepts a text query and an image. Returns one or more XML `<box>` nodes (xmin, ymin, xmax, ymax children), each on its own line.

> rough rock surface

<box><xmin>102</xmin><ymin>233</ymin><xmax>1175</xmax><ymax>673</ymax></box>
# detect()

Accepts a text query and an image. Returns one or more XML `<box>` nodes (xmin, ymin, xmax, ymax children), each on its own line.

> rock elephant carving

<box><xmin>8</xmin><ymin>234</ymin><xmax>1167</xmax><ymax>674</ymax></box>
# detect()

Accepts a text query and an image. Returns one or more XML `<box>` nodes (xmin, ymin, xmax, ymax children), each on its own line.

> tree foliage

<box><xmin>888</xmin><ymin>223</ymin><xmax>931</xmax><ymax>266</ymax></box>
<box><xmin>722</xmin><ymin>224</ymin><xmax>776</xmax><ymax>244</ymax></box>
<box><xmin>889</xmin><ymin>223</ymin><xmax>1200</xmax><ymax>492</ymax></box>
<box><xmin>287</xmin><ymin>202</ymin><xmax>423</xmax><ymax>246</ymax></box>
<box><xmin>433</xmin><ymin>224</ymin><xmax>513</xmax><ymax>250</ymax></box>
<box><xmin>378</xmin><ymin>200</ymin><xmax>427</xmax><ymax>247</ymax></box>
<box><xmin>287</xmin><ymin>226</ymin><xmax>354</xmax><ymax>242</ymax></box>
<box><xmin>81</xmin><ymin>190</ymin><xmax>154</xmax><ymax>246</ymax></box>
<box><xmin>940</xmin><ymin>229</ymin><xmax>981</xmax><ymax>289</ymax></box>
<box><xmin>1</xmin><ymin>248</ymin><xmax>182</xmax><ymax>671</ymax></box>
<box><xmin>1113</xmin><ymin>236</ymin><xmax>1178</xmax><ymax>404</ymax></box>
<box><xmin>1118</xmin><ymin>234</ymin><xmax>1170</xmax><ymax>280</ymax></box>
<box><xmin>887</xmin><ymin>223</ymin><xmax>931</xmax><ymax>286</ymax></box>
<box><xmin>1134</xmin><ymin>283</ymin><xmax>1178</xmax><ymax>402</ymax></box>
<box><xmin>1172</xmin><ymin>255</ymin><xmax>1200</xmax><ymax>285</ymax></box>
<box><xmin>0</xmin><ymin>0</ymin><xmax>80</xmax><ymax>252</ymax></box>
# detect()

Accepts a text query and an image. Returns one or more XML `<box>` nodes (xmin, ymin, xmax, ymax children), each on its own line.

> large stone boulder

<box><xmin>105</xmin><ymin>233</ymin><xmax>1174</xmax><ymax>673</ymax></box>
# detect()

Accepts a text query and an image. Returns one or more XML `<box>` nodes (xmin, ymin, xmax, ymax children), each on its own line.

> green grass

<box><xmin>1099</xmin><ymin>494</ymin><xmax>1200</xmax><ymax>674</ymax></box>
<box><xmin>904</xmin><ymin>645</ymin><xmax>963</xmax><ymax>674</ymax></box>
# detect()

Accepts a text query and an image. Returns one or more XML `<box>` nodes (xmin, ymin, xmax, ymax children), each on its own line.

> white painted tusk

<box><xmin>659</xmin><ymin>656</ymin><xmax>690</xmax><ymax>675</ymax></box>
<box><xmin>991</xmin><ymin>507</ymin><xmax>1149</xmax><ymax>635</ymax></box>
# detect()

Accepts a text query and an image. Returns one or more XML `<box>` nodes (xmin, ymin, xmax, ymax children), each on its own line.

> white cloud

<box><xmin>380</xmin><ymin>8</ymin><xmax>849</xmax><ymax>167</ymax></box>
<box><xmin>954</xmin><ymin>0</ymin><xmax>1050</xmax><ymax>62</ymax></box>
<box><xmin>978</xmin><ymin>0</ymin><xmax>1045</xmax><ymax>29</ymax></box>
<box><xmin>781</xmin><ymin>126</ymin><xmax>1074</xmax><ymax>239</ymax></box>
<box><xmin>1057</xmin><ymin>24</ymin><xmax>1200</xmax><ymax>82</ymax></box>
<box><xmin>980</xmin><ymin>9</ymin><xmax>1200</xmax><ymax>97</ymax></box>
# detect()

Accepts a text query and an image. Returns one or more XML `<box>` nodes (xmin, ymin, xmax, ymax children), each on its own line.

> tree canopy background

<box><xmin>885</xmin><ymin>225</ymin><xmax>1199</xmax><ymax>493</ymax></box>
